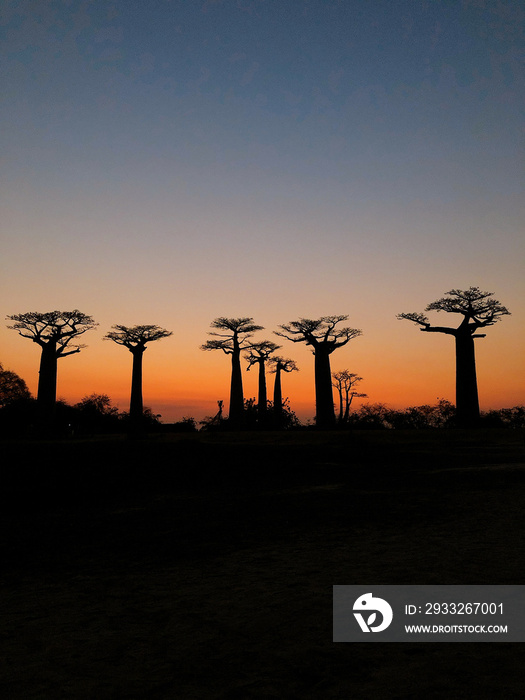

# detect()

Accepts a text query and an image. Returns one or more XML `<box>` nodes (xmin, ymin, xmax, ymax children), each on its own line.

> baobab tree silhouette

<box><xmin>6</xmin><ymin>310</ymin><xmax>97</xmax><ymax>429</ymax></box>
<box><xmin>332</xmin><ymin>370</ymin><xmax>367</xmax><ymax>426</ymax></box>
<box><xmin>201</xmin><ymin>317</ymin><xmax>263</xmax><ymax>428</ymax></box>
<box><xmin>245</xmin><ymin>340</ymin><xmax>281</xmax><ymax>423</ymax></box>
<box><xmin>268</xmin><ymin>356</ymin><xmax>299</xmax><ymax>428</ymax></box>
<box><xmin>397</xmin><ymin>287</ymin><xmax>510</xmax><ymax>428</ymax></box>
<box><xmin>104</xmin><ymin>324</ymin><xmax>172</xmax><ymax>431</ymax></box>
<box><xmin>275</xmin><ymin>316</ymin><xmax>362</xmax><ymax>429</ymax></box>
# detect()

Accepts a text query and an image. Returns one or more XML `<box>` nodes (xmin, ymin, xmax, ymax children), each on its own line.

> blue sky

<box><xmin>4</xmin><ymin>0</ymin><xmax>522</xmax><ymax>190</ymax></box>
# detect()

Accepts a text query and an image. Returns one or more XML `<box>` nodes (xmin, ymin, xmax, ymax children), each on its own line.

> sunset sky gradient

<box><xmin>1</xmin><ymin>0</ymin><xmax>524</xmax><ymax>422</ymax></box>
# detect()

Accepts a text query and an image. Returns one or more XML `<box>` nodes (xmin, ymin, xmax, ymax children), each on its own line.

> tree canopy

<box><xmin>201</xmin><ymin>317</ymin><xmax>264</xmax><ymax>354</ymax></box>
<box><xmin>245</xmin><ymin>340</ymin><xmax>281</xmax><ymax>369</ymax></box>
<box><xmin>104</xmin><ymin>324</ymin><xmax>173</xmax><ymax>350</ymax></box>
<box><xmin>268</xmin><ymin>356</ymin><xmax>299</xmax><ymax>374</ymax></box>
<box><xmin>7</xmin><ymin>310</ymin><xmax>98</xmax><ymax>356</ymax></box>
<box><xmin>397</xmin><ymin>287</ymin><xmax>510</xmax><ymax>336</ymax></box>
<box><xmin>275</xmin><ymin>315</ymin><xmax>362</xmax><ymax>350</ymax></box>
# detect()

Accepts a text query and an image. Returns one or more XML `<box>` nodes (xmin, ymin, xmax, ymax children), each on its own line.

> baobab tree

<box><xmin>332</xmin><ymin>370</ymin><xmax>367</xmax><ymax>425</ymax></box>
<box><xmin>397</xmin><ymin>287</ymin><xmax>510</xmax><ymax>427</ymax></box>
<box><xmin>245</xmin><ymin>340</ymin><xmax>281</xmax><ymax>421</ymax></box>
<box><xmin>104</xmin><ymin>324</ymin><xmax>172</xmax><ymax>429</ymax></box>
<box><xmin>275</xmin><ymin>316</ymin><xmax>362</xmax><ymax>429</ymax></box>
<box><xmin>6</xmin><ymin>310</ymin><xmax>97</xmax><ymax>426</ymax></box>
<box><xmin>268</xmin><ymin>356</ymin><xmax>298</xmax><ymax>427</ymax></box>
<box><xmin>201</xmin><ymin>317</ymin><xmax>263</xmax><ymax>427</ymax></box>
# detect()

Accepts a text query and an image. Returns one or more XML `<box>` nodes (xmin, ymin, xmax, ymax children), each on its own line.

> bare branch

<box><xmin>426</xmin><ymin>287</ymin><xmax>510</xmax><ymax>327</ymax></box>
<box><xmin>275</xmin><ymin>316</ymin><xmax>361</xmax><ymax>353</ymax></box>
<box><xmin>6</xmin><ymin>310</ymin><xmax>98</xmax><ymax>352</ymax></box>
<box><xmin>245</xmin><ymin>340</ymin><xmax>280</xmax><ymax>370</ymax></box>
<box><xmin>201</xmin><ymin>317</ymin><xmax>264</xmax><ymax>355</ymax></box>
<box><xmin>210</xmin><ymin>317</ymin><xmax>264</xmax><ymax>335</ymax></box>
<box><xmin>267</xmin><ymin>356</ymin><xmax>299</xmax><ymax>374</ymax></box>
<box><xmin>396</xmin><ymin>312</ymin><xmax>430</xmax><ymax>327</ymax></box>
<box><xmin>105</xmin><ymin>324</ymin><xmax>172</xmax><ymax>352</ymax></box>
<box><xmin>398</xmin><ymin>287</ymin><xmax>510</xmax><ymax>337</ymax></box>
<box><xmin>201</xmin><ymin>339</ymin><xmax>234</xmax><ymax>355</ymax></box>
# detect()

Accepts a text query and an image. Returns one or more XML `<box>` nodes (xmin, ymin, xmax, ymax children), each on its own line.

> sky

<box><xmin>1</xmin><ymin>0</ymin><xmax>524</xmax><ymax>423</ymax></box>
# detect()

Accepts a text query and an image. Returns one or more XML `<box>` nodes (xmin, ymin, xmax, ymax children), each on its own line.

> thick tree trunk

<box><xmin>314</xmin><ymin>349</ymin><xmax>336</xmax><ymax>429</ymax></box>
<box><xmin>343</xmin><ymin>391</ymin><xmax>352</xmax><ymax>424</ymax></box>
<box><xmin>37</xmin><ymin>342</ymin><xmax>58</xmax><ymax>428</ymax></box>
<box><xmin>455</xmin><ymin>332</ymin><xmax>480</xmax><ymax>428</ymax></box>
<box><xmin>130</xmin><ymin>349</ymin><xmax>144</xmax><ymax>426</ymax></box>
<box><xmin>273</xmin><ymin>367</ymin><xmax>283</xmax><ymax>425</ymax></box>
<box><xmin>257</xmin><ymin>360</ymin><xmax>267</xmax><ymax>418</ymax></box>
<box><xmin>336</xmin><ymin>386</ymin><xmax>344</xmax><ymax>425</ymax></box>
<box><xmin>229</xmin><ymin>342</ymin><xmax>244</xmax><ymax>426</ymax></box>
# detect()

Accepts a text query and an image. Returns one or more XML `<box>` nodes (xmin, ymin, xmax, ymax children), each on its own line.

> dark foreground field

<box><xmin>1</xmin><ymin>429</ymin><xmax>524</xmax><ymax>698</ymax></box>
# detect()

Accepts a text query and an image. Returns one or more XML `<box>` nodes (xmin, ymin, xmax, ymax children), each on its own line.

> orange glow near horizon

<box><xmin>2</xmin><ymin>308</ymin><xmax>523</xmax><ymax>424</ymax></box>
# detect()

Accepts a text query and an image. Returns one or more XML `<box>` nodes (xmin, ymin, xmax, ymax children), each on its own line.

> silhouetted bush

<box><xmin>161</xmin><ymin>417</ymin><xmax>198</xmax><ymax>433</ymax></box>
<box><xmin>73</xmin><ymin>393</ymin><xmax>121</xmax><ymax>435</ymax></box>
<box><xmin>199</xmin><ymin>400</ymin><xmax>228</xmax><ymax>432</ymax></box>
<box><xmin>346</xmin><ymin>401</ymin><xmax>525</xmax><ymax>430</ymax></box>
<box><xmin>0</xmin><ymin>397</ymin><xmax>38</xmax><ymax>437</ymax></box>
<box><xmin>119</xmin><ymin>407</ymin><xmax>163</xmax><ymax>433</ymax></box>
<box><xmin>266</xmin><ymin>398</ymin><xmax>301</xmax><ymax>430</ymax></box>
<box><xmin>480</xmin><ymin>406</ymin><xmax>525</xmax><ymax>429</ymax></box>
<box><xmin>348</xmin><ymin>403</ymin><xmax>393</xmax><ymax>429</ymax></box>
<box><xmin>0</xmin><ymin>362</ymin><xmax>32</xmax><ymax>408</ymax></box>
<box><xmin>239</xmin><ymin>397</ymin><xmax>301</xmax><ymax>430</ymax></box>
<box><xmin>348</xmin><ymin>400</ymin><xmax>457</xmax><ymax>430</ymax></box>
<box><xmin>198</xmin><ymin>397</ymin><xmax>301</xmax><ymax>432</ymax></box>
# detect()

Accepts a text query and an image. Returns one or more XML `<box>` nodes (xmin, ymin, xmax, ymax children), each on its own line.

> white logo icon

<box><xmin>353</xmin><ymin>592</ymin><xmax>393</xmax><ymax>632</ymax></box>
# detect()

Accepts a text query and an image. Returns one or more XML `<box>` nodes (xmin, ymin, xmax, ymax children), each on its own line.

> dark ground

<box><xmin>1</xmin><ymin>429</ymin><xmax>524</xmax><ymax>698</ymax></box>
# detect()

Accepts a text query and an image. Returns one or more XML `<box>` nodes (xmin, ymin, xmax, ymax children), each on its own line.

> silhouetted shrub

<box><xmin>349</xmin><ymin>403</ymin><xmax>393</xmax><ymax>429</ymax></box>
<box><xmin>266</xmin><ymin>398</ymin><xmax>301</xmax><ymax>430</ymax></box>
<box><xmin>481</xmin><ymin>406</ymin><xmax>525</xmax><ymax>429</ymax></box>
<box><xmin>348</xmin><ymin>400</ymin><xmax>457</xmax><ymax>430</ymax></box>
<box><xmin>0</xmin><ymin>397</ymin><xmax>38</xmax><ymax>437</ymax></box>
<box><xmin>162</xmin><ymin>417</ymin><xmax>198</xmax><ymax>433</ymax></box>
<box><xmin>73</xmin><ymin>393</ymin><xmax>121</xmax><ymax>435</ymax></box>
<box><xmin>119</xmin><ymin>407</ymin><xmax>163</xmax><ymax>432</ymax></box>
<box><xmin>387</xmin><ymin>399</ymin><xmax>456</xmax><ymax>429</ymax></box>
<box><xmin>0</xmin><ymin>363</ymin><xmax>32</xmax><ymax>408</ymax></box>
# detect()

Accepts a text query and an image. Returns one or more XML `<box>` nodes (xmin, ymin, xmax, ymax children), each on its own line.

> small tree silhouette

<box><xmin>104</xmin><ymin>324</ymin><xmax>172</xmax><ymax>431</ymax></box>
<box><xmin>275</xmin><ymin>316</ymin><xmax>362</xmax><ymax>429</ymax></box>
<box><xmin>0</xmin><ymin>362</ymin><xmax>32</xmax><ymax>408</ymax></box>
<box><xmin>398</xmin><ymin>287</ymin><xmax>510</xmax><ymax>427</ymax></box>
<box><xmin>201</xmin><ymin>317</ymin><xmax>263</xmax><ymax>427</ymax></box>
<box><xmin>74</xmin><ymin>393</ymin><xmax>120</xmax><ymax>435</ymax></box>
<box><xmin>245</xmin><ymin>340</ymin><xmax>281</xmax><ymax>423</ymax></box>
<box><xmin>199</xmin><ymin>400</ymin><xmax>226</xmax><ymax>431</ymax></box>
<box><xmin>332</xmin><ymin>370</ymin><xmax>367</xmax><ymax>425</ymax></box>
<box><xmin>76</xmin><ymin>393</ymin><xmax>119</xmax><ymax>416</ymax></box>
<box><xmin>267</xmin><ymin>356</ymin><xmax>298</xmax><ymax>428</ymax></box>
<box><xmin>6</xmin><ymin>310</ymin><xmax>97</xmax><ymax>428</ymax></box>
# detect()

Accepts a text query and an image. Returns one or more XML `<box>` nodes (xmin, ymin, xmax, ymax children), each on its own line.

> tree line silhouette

<box><xmin>2</xmin><ymin>287</ymin><xmax>514</xmax><ymax>434</ymax></box>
